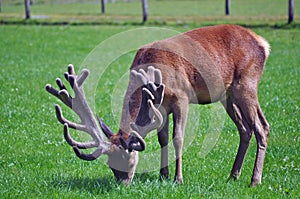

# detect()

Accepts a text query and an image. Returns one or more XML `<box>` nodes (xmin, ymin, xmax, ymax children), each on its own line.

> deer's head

<box><xmin>46</xmin><ymin>65</ymin><xmax>163</xmax><ymax>185</ymax></box>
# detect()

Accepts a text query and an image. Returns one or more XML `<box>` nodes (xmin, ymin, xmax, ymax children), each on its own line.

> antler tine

<box><xmin>64</xmin><ymin>123</ymin><xmax>98</xmax><ymax>149</ymax></box>
<box><xmin>131</xmin><ymin>70</ymin><xmax>147</xmax><ymax>86</ymax></box>
<box><xmin>55</xmin><ymin>104</ymin><xmax>85</xmax><ymax>130</ymax></box>
<box><xmin>129</xmin><ymin>130</ymin><xmax>146</xmax><ymax>151</ymax></box>
<box><xmin>77</xmin><ymin>69</ymin><xmax>89</xmax><ymax>87</ymax></box>
<box><xmin>46</xmin><ymin>82</ymin><xmax>72</xmax><ymax>108</ymax></box>
<box><xmin>130</xmin><ymin>99</ymin><xmax>163</xmax><ymax>139</ymax></box>
<box><xmin>153</xmin><ymin>68</ymin><xmax>162</xmax><ymax>85</ymax></box>
<box><xmin>56</xmin><ymin>78</ymin><xmax>67</xmax><ymax>90</ymax></box>
<box><xmin>148</xmin><ymin>100</ymin><xmax>163</xmax><ymax>128</ymax></box>
<box><xmin>120</xmin><ymin>130</ymin><xmax>146</xmax><ymax>152</ymax></box>
<box><xmin>73</xmin><ymin>145</ymin><xmax>107</xmax><ymax>161</ymax></box>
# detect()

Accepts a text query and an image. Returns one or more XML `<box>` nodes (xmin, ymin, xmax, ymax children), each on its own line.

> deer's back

<box><xmin>131</xmin><ymin>24</ymin><xmax>270</xmax><ymax>104</ymax></box>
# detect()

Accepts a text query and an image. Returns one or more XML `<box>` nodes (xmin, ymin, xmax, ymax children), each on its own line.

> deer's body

<box><xmin>47</xmin><ymin>24</ymin><xmax>270</xmax><ymax>187</ymax></box>
<box><xmin>119</xmin><ymin>24</ymin><xmax>270</xmax><ymax>185</ymax></box>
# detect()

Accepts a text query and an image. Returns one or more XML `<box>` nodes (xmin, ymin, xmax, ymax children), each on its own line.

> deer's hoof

<box><xmin>250</xmin><ymin>179</ymin><xmax>261</xmax><ymax>187</ymax></box>
<box><xmin>174</xmin><ymin>176</ymin><xmax>183</xmax><ymax>184</ymax></box>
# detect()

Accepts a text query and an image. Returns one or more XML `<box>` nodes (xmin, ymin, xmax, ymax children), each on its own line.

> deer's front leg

<box><xmin>158</xmin><ymin>116</ymin><xmax>169</xmax><ymax>180</ymax></box>
<box><xmin>172</xmin><ymin>98</ymin><xmax>189</xmax><ymax>184</ymax></box>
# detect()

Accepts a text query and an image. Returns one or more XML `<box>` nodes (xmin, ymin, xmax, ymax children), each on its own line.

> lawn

<box><xmin>0</xmin><ymin>1</ymin><xmax>300</xmax><ymax>199</ymax></box>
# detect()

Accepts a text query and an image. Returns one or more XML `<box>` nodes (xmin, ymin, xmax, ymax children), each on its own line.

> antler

<box><xmin>130</xmin><ymin>66</ymin><xmax>165</xmax><ymax>138</ymax></box>
<box><xmin>46</xmin><ymin>64</ymin><xmax>110</xmax><ymax>160</ymax></box>
<box><xmin>119</xmin><ymin>130</ymin><xmax>146</xmax><ymax>152</ymax></box>
<box><xmin>97</xmin><ymin>116</ymin><xmax>146</xmax><ymax>152</ymax></box>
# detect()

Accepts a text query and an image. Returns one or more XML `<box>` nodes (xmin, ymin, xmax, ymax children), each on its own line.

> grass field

<box><xmin>0</xmin><ymin>1</ymin><xmax>300</xmax><ymax>199</ymax></box>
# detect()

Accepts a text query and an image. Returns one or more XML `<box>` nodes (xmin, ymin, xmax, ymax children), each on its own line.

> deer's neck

<box><xmin>118</xmin><ymin>75</ymin><xmax>142</xmax><ymax>135</ymax></box>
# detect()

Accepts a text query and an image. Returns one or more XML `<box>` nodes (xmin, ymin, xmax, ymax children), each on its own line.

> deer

<box><xmin>46</xmin><ymin>24</ymin><xmax>270</xmax><ymax>187</ymax></box>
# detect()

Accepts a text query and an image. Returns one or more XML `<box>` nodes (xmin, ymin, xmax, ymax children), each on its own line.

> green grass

<box><xmin>0</xmin><ymin>1</ymin><xmax>300</xmax><ymax>198</ymax></box>
<box><xmin>0</xmin><ymin>24</ymin><xmax>299</xmax><ymax>198</ymax></box>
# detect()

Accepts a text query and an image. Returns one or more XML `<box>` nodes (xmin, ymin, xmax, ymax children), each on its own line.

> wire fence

<box><xmin>0</xmin><ymin>0</ymin><xmax>298</xmax><ymax>24</ymax></box>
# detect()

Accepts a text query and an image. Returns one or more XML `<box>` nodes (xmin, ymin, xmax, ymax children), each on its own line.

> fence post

<box><xmin>24</xmin><ymin>0</ymin><xmax>30</xmax><ymax>19</ymax></box>
<box><xmin>288</xmin><ymin>0</ymin><xmax>294</xmax><ymax>24</ymax></box>
<box><xmin>101</xmin><ymin>0</ymin><xmax>105</xmax><ymax>14</ymax></box>
<box><xmin>225</xmin><ymin>0</ymin><xmax>230</xmax><ymax>15</ymax></box>
<box><xmin>142</xmin><ymin>0</ymin><xmax>148</xmax><ymax>22</ymax></box>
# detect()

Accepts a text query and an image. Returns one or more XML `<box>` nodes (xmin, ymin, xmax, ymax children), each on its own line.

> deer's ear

<box><xmin>97</xmin><ymin>116</ymin><xmax>114</xmax><ymax>139</ymax></box>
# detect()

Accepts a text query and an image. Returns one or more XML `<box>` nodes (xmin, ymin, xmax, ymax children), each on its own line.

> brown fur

<box><xmin>117</xmin><ymin>24</ymin><xmax>270</xmax><ymax>186</ymax></box>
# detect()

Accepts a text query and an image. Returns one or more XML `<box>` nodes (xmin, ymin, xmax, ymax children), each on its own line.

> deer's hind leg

<box><xmin>221</xmin><ymin>95</ymin><xmax>253</xmax><ymax>181</ymax></box>
<box><xmin>222</xmin><ymin>83</ymin><xmax>269</xmax><ymax>186</ymax></box>
<box><xmin>251</xmin><ymin>103</ymin><xmax>270</xmax><ymax>186</ymax></box>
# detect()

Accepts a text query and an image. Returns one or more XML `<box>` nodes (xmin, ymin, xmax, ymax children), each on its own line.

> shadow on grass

<box><xmin>1</xmin><ymin>18</ymin><xmax>299</xmax><ymax>30</ymax></box>
<box><xmin>48</xmin><ymin>171</ymin><xmax>166</xmax><ymax>193</ymax></box>
<box><xmin>49</xmin><ymin>171</ymin><xmax>171</xmax><ymax>193</ymax></box>
<box><xmin>135</xmin><ymin>172</ymin><xmax>163</xmax><ymax>183</ymax></box>
<box><xmin>49</xmin><ymin>175</ymin><xmax>117</xmax><ymax>194</ymax></box>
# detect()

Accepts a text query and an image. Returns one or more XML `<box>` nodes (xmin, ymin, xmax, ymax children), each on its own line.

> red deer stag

<box><xmin>46</xmin><ymin>24</ymin><xmax>270</xmax><ymax>187</ymax></box>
